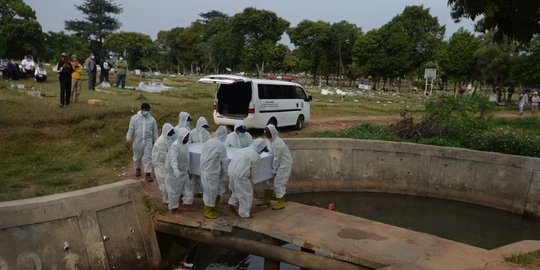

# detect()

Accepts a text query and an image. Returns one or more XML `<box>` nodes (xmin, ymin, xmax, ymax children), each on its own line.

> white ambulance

<box><xmin>199</xmin><ymin>75</ymin><xmax>311</xmax><ymax>130</ymax></box>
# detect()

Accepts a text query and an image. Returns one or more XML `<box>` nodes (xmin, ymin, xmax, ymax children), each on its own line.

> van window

<box><xmin>295</xmin><ymin>87</ymin><xmax>307</xmax><ymax>100</ymax></box>
<box><xmin>258</xmin><ymin>84</ymin><xmax>297</xmax><ymax>99</ymax></box>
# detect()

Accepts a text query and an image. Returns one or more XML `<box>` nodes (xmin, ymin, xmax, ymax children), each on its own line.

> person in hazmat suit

<box><xmin>151</xmin><ymin>123</ymin><xmax>175</xmax><ymax>204</ymax></box>
<box><xmin>190</xmin><ymin>116</ymin><xmax>211</xmax><ymax>143</ymax></box>
<box><xmin>226</xmin><ymin>121</ymin><xmax>253</xmax><ymax>148</ymax></box>
<box><xmin>165</xmin><ymin>127</ymin><xmax>193</xmax><ymax>213</ymax></box>
<box><xmin>190</xmin><ymin>116</ymin><xmax>211</xmax><ymax>197</ymax></box>
<box><xmin>200</xmin><ymin>126</ymin><xmax>229</xmax><ymax>219</ymax></box>
<box><xmin>176</xmin><ymin>112</ymin><xmax>192</xmax><ymax>131</ymax></box>
<box><xmin>258</xmin><ymin>124</ymin><xmax>292</xmax><ymax>210</ymax></box>
<box><xmin>126</xmin><ymin>102</ymin><xmax>159</xmax><ymax>182</ymax></box>
<box><xmin>228</xmin><ymin>138</ymin><xmax>269</xmax><ymax>218</ymax></box>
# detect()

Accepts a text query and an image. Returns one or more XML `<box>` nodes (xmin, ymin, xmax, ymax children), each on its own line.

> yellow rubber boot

<box><xmin>256</xmin><ymin>189</ymin><xmax>273</xmax><ymax>207</ymax></box>
<box><xmin>214</xmin><ymin>195</ymin><xmax>222</xmax><ymax>213</ymax></box>
<box><xmin>272</xmin><ymin>197</ymin><xmax>286</xmax><ymax>210</ymax></box>
<box><xmin>204</xmin><ymin>205</ymin><xmax>219</xmax><ymax>219</ymax></box>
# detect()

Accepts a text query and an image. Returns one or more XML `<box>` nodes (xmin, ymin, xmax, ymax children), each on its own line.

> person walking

<box><xmin>190</xmin><ymin>116</ymin><xmax>211</xmax><ymax>197</ymax></box>
<box><xmin>518</xmin><ymin>91</ymin><xmax>530</xmax><ymax>115</ymax></box>
<box><xmin>258</xmin><ymin>124</ymin><xmax>293</xmax><ymax>210</ymax></box>
<box><xmin>115</xmin><ymin>56</ymin><xmax>128</xmax><ymax>89</ymax></box>
<box><xmin>70</xmin><ymin>55</ymin><xmax>83</xmax><ymax>104</ymax></box>
<box><xmin>84</xmin><ymin>53</ymin><xmax>97</xmax><ymax>90</ymax></box>
<box><xmin>228</xmin><ymin>138</ymin><xmax>268</xmax><ymax>218</ymax></box>
<box><xmin>152</xmin><ymin>123</ymin><xmax>176</xmax><ymax>204</ymax></box>
<box><xmin>165</xmin><ymin>127</ymin><xmax>193</xmax><ymax>213</ymax></box>
<box><xmin>99</xmin><ymin>57</ymin><xmax>112</xmax><ymax>83</ymax></box>
<box><xmin>200</xmin><ymin>126</ymin><xmax>229</xmax><ymax>219</ymax></box>
<box><xmin>226</xmin><ymin>121</ymin><xmax>253</xmax><ymax>148</ymax></box>
<box><xmin>126</xmin><ymin>102</ymin><xmax>159</xmax><ymax>182</ymax></box>
<box><xmin>55</xmin><ymin>53</ymin><xmax>72</xmax><ymax>107</ymax></box>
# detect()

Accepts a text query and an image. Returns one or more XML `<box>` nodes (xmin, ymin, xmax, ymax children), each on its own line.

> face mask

<box><xmin>91</xmin><ymin>56</ymin><xmax>95</xmax><ymax>59</ymax></box>
<box><xmin>186</xmin><ymin>121</ymin><xmax>190</xmax><ymax>128</ymax></box>
<box><xmin>238</xmin><ymin>132</ymin><xmax>246</xmax><ymax>138</ymax></box>
<box><xmin>142</xmin><ymin>111</ymin><xmax>149</xmax><ymax>117</ymax></box>
<box><xmin>166</xmin><ymin>136</ymin><xmax>174</xmax><ymax>145</ymax></box>
<box><xmin>119</xmin><ymin>57</ymin><xmax>123</xmax><ymax>61</ymax></box>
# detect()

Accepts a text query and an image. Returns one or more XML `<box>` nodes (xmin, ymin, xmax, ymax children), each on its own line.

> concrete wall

<box><xmin>283</xmin><ymin>138</ymin><xmax>540</xmax><ymax>218</ymax></box>
<box><xmin>0</xmin><ymin>180</ymin><xmax>160</xmax><ymax>270</ymax></box>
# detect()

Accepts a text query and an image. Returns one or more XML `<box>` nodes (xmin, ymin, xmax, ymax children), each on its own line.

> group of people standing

<box><xmin>126</xmin><ymin>103</ymin><xmax>292</xmax><ymax>219</ymax></box>
<box><xmin>53</xmin><ymin>52</ymin><xmax>127</xmax><ymax>107</ymax></box>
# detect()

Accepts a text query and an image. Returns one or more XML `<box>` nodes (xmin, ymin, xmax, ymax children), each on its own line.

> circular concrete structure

<box><xmin>282</xmin><ymin>138</ymin><xmax>540</xmax><ymax>218</ymax></box>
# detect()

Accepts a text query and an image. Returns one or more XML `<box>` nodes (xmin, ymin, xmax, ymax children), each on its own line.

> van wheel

<box><xmin>267</xmin><ymin>118</ymin><xmax>277</xmax><ymax>127</ymax></box>
<box><xmin>294</xmin><ymin>115</ymin><xmax>304</xmax><ymax>130</ymax></box>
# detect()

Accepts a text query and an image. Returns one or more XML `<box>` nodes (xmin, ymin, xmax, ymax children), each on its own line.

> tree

<box><xmin>330</xmin><ymin>21</ymin><xmax>361</xmax><ymax>86</ymax></box>
<box><xmin>104</xmin><ymin>32</ymin><xmax>155</xmax><ymax>69</ymax></box>
<box><xmin>474</xmin><ymin>32</ymin><xmax>516</xmax><ymax>87</ymax></box>
<box><xmin>353</xmin><ymin>27</ymin><xmax>414</xmax><ymax>90</ymax></box>
<box><xmin>156</xmin><ymin>27</ymin><xmax>185</xmax><ymax>72</ymax></box>
<box><xmin>43</xmin><ymin>31</ymin><xmax>90</xmax><ymax>62</ymax></box>
<box><xmin>0</xmin><ymin>0</ymin><xmax>44</xmax><ymax>58</ymax></box>
<box><xmin>449</xmin><ymin>0</ymin><xmax>540</xmax><ymax>43</ymax></box>
<box><xmin>65</xmin><ymin>0</ymin><xmax>122</xmax><ymax>56</ymax></box>
<box><xmin>199</xmin><ymin>10</ymin><xmax>229</xmax><ymax>23</ymax></box>
<box><xmin>232</xmin><ymin>8</ymin><xmax>289</xmax><ymax>77</ymax></box>
<box><xmin>200</xmin><ymin>17</ymin><xmax>242</xmax><ymax>73</ymax></box>
<box><xmin>386</xmin><ymin>5</ymin><xmax>445</xmax><ymax>75</ymax></box>
<box><xmin>509</xmin><ymin>36</ymin><xmax>540</xmax><ymax>85</ymax></box>
<box><xmin>288</xmin><ymin>20</ymin><xmax>332</xmax><ymax>83</ymax></box>
<box><xmin>437</xmin><ymin>28</ymin><xmax>479</xmax><ymax>84</ymax></box>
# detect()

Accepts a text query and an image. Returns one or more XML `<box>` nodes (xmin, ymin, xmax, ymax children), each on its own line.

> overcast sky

<box><xmin>25</xmin><ymin>0</ymin><xmax>475</xmax><ymax>43</ymax></box>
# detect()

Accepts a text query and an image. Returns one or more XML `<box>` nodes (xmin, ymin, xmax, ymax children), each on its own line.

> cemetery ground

<box><xmin>0</xmin><ymin>72</ymin><xmax>536</xmax><ymax>202</ymax></box>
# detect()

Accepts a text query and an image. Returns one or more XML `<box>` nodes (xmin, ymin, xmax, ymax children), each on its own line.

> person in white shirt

<box><xmin>34</xmin><ymin>63</ymin><xmax>47</xmax><ymax>82</ymax></box>
<box><xmin>21</xmin><ymin>55</ymin><xmax>35</xmax><ymax>78</ymax></box>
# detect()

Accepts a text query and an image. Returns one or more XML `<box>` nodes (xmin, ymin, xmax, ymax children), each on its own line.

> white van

<box><xmin>199</xmin><ymin>74</ymin><xmax>311</xmax><ymax>130</ymax></box>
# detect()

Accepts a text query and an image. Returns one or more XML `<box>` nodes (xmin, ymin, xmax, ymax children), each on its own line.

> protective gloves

<box><xmin>173</xmin><ymin>168</ymin><xmax>181</xmax><ymax>178</ymax></box>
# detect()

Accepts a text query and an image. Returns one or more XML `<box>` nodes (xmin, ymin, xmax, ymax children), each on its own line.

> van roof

<box><xmin>200</xmin><ymin>74</ymin><xmax>302</xmax><ymax>87</ymax></box>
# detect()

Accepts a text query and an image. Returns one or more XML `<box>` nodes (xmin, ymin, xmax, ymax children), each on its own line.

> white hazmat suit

<box><xmin>176</xmin><ymin>112</ymin><xmax>191</xmax><ymax>131</ymax></box>
<box><xmin>200</xmin><ymin>126</ymin><xmax>229</xmax><ymax>207</ymax></box>
<box><xmin>190</xmin><ymin>117</ymin><xmax>211</xmax><ymax>195</ymax></box>
<box><xmin>151</xmin><ymin>123</ymin><xmax>175</xmax><ymax>204</ymax></box>
<box><xmin>226</xmin><ymin>121</ymin><xmax>253</xmax><ymax>148</ymax></box>
<box><xmin>126</xmin><ymin>110</ymin><xmax>159</xmax><ymax>173</ymax></box>
<box><xmin>165</xmin><ymin>127</ymin><xmax>192</xmax><ymax>210</ymax></box>
<box><xmin>266</xmin><ymin>124</ymin><xmax>292</xmax><ymax>199</ymax></box>
<box><xmin>228</xmin><ymin>138</ymin><xmax>267</xmax><ymax>218</ymax></box>
<box><xmin>190</xmin><ymin>117</ymin><xmax>211</xmax><ymax>143</ymax></box>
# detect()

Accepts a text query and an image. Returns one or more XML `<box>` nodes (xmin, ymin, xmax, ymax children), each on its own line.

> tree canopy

<box><xmin>449</xmin><ymin>0</ymin><xmax>540</xmax><ymax>43</ymax></box>
<box><xmin>0</xmin><ymin>0</ymin><xmax>44</xmax><ymax>58</ymax></box>
<box><xmin>65</xmin><ymin>0</ymin><xmax>122</xmax><ymax>56</ymax></box>
<box><xmin>104</xmin><ymin>32</ymin><xmax>155</xmax><ymax>69</ymax></box>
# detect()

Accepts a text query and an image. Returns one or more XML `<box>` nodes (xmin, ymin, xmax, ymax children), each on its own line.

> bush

<box><xmin>315</xmin><ymin>123</ymin><xmax>397</xmax><ymax>141</ymax></box>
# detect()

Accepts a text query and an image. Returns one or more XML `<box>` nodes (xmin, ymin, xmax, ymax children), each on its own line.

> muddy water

<box><xmin>176</xmin><ymin>192</ymin><xmax>540</xmax><ymax>269</ymax></box>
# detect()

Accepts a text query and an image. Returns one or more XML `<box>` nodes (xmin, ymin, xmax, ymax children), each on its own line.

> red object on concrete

<box><xmin>328</xmin><ymin>203</ymin><xmax>335</xmax><ymax>211</ymax></box>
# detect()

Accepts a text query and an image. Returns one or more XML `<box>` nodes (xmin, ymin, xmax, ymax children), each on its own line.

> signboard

<box><xmin>424</xmin><ymin>68</ymin><xmax>437</xmax><ymax>79</ymax></box>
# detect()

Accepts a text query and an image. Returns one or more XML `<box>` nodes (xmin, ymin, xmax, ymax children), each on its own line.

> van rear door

<box><xmin>199</xmin><ymin>75</ymin><xmax>253</xmax><ymax>119</ymax></box>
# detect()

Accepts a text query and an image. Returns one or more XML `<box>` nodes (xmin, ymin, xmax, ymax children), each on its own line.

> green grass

<box><xmin>0</xmin><ymin>72</ymin><xmax>215</xmax><ymax>201</ymax></box>
<box><xmin>505</xmin><ymin>250</ymin><xmax>540</xmax><ymax>265</ymax></box>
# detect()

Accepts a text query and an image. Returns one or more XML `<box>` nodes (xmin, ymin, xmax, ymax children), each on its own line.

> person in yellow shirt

<box><xmin>70</xmin><ymin>55</ymin><xmax>83</xmax><ymax>103</ymax></box>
